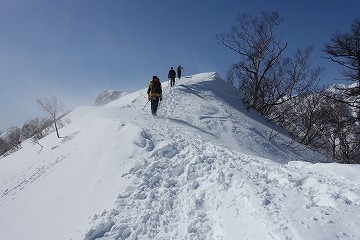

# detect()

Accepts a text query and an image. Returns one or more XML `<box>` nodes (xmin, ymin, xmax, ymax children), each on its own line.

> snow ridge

<box><xmin>83</xmin><ymin>73</ymin><xmax>360</xmax><ymax>240</ymax></box>
<box><xmin>0</xmin><ymin>72</ymin><xmax>359</xmax><ymax>240</ymax></box>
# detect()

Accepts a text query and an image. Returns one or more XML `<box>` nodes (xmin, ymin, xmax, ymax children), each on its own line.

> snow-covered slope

<box><xmin>0</xmin><ymin>73</ymin><xmax>359</xmax><ymax>240</ymax></box>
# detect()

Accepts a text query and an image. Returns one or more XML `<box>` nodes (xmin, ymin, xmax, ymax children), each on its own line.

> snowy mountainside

<box><xmin>0</xmin><ymin>72</ymin><xmax>359</xmax><ymax>240</ymax></box>
<box><xmin>327</xmin><ymin>82</ymin><xmax>359</xmax><ymax>119</ymax></box>
<box><xmin>94</xmin><ymin>90</ymin><xmax>126</xmax><ymax>106</ymax></box>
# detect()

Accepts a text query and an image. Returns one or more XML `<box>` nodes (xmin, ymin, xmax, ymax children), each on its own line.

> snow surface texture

<box><xmin>1</xmin><ymin>73</ymin><xmax>359</xmax><ymax>240</ymax></box>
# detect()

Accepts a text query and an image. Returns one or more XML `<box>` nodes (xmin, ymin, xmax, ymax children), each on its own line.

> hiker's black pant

<box><xmin>170</xmin><ymin>77</ymin><xmax>175</xmax><ymax>87</ymax></box>
<box><xmin>151</xmin><ymin>98</ymin><xmax>160</xmax><ymax>115</ymax></box>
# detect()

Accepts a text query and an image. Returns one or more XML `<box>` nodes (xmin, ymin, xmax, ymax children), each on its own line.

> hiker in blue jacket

<box><xmin>168</xmin><ymin>67</ymin><xmax>176</xmax><ymax>87</ymax></box>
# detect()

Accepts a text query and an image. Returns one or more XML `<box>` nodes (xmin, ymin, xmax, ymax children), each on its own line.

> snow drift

<box><xmin>0</xmin><ymin>72</ymin><xmax>359</xmax><ymax>240</ymax></box>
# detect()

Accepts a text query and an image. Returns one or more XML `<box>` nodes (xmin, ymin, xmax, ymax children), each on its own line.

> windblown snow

<box><xmin>0</xmin><ymin>73</ymin><xmax>359</xmax><ymax>240</ymax></box>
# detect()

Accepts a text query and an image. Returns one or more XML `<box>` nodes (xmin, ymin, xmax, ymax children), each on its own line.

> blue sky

<box><xmin>0</xmin><ymin>0</ymin><xmax>359</xmax><ymax>131</ymax></box>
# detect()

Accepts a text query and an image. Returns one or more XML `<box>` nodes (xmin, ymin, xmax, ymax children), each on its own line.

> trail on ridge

<box><xmin>85</xmin><ymin>74</ymin><xmax>360</xmax><ymax>240</ymax></box>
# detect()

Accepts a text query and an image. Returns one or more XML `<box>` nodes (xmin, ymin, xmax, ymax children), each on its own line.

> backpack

<box><xmin>169</xmin><ymin>69</ymin><xmax>176</xmax><ymax>78</ymax></box>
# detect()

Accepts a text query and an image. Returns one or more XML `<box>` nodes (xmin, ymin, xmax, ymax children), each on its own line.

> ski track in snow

<box><xmin>84</xmin><ymin>75</ymin><xmax>360</xmax><ymax>240</ymax></box>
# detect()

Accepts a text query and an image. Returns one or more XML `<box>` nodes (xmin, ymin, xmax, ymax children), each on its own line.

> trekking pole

<box><xmin>142</xmin><ymin>100</ymin><xmax>150</xmax><ymax>109</ymax></box>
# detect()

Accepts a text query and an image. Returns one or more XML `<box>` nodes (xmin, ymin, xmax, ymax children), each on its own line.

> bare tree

<box><xmin>225</xmin><ymin>67</ymin><xmax>237</xmax><ymax>87</ymax></box>
<box><xmin>22</xmin><ymin>118</ymin><xmax>40</xmax><ymax>140</ymax></box>
<box><xmin>296</xmin><ymin>94</ymin><xmax>328</xmax><ymax>146</ymax></box>
<box><xmin>22</xmin><ymin>117</ymin><xmax>53</xmax><ymax>141</ymax></box>
<box><xmin>321</xmin><ymin>91</ymin><xmax>360</xmax><ymax>163</ymax></box>
<box><xmin>217</xmin><ymin>11</ymin><xmax>323</xmax><ymax>120</ymax></box>
<box><xmin>323</xmin><ymin>18</ymin><xmax>360</xmax><ymax>122</ymax></box>
<box><xmin>262</xmin><ymin>47</ymin><xmax>323</xmax><ymax>116</ymax></box>
<box><xmin>320</xmin><ymin>18</ymin><xmax>360</xmax><ymax>163</ymax></box>
<box><xmin>0</xmin><ymin>137</ymin><xmax>11</xmax><ymax>156</ymax></box>
<box><xmin>216</xmin><ymin>11</ymin><xmax>288</xmax><ymax>111</ymax></box>
<box><xmin>36</xmin><ymin>96</ymin><xmax>64</xmax><ymax>138</ymax></box>
<box><xmin>6</xmin><ymin>126</ymin><xmax>22</xmax><ymax>150</ymax></box>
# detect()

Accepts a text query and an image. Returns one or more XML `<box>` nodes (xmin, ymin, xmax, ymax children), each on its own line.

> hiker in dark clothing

<box><xmin>147</xmin><ymin>75</ymin><xmax>163</xmax><ymax>116</ymax></box>
<box><xmin>177</xmin><ymin>65</ymin><xmax>183</xmax><ymax>79</ymax></box>
<box><xmin>168</xmin><ymin>67</ymin><xmax>176</xmax><ymax>87</ymax></box>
